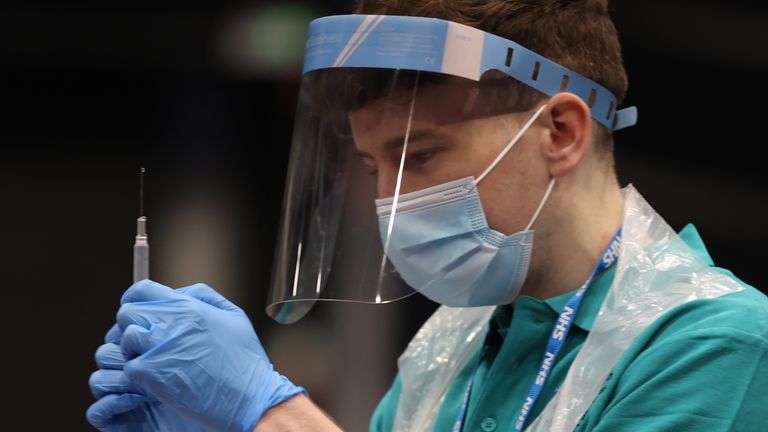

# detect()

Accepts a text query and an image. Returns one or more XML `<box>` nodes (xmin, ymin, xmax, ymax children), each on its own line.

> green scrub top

<box><xmin>370</xmin><ymin>225</ymin><xmax>768</xmax><ymax>432</ymax></box>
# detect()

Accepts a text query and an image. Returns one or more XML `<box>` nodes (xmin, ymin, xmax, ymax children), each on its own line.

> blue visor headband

<box><xmin>303</xmin><ymin>14</ymin><xmax>637</xmax><ymax>131</ymax></box>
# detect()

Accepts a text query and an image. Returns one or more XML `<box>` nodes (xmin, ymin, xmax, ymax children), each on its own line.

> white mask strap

<box><xmin>474</xmin><ymin>103</ymin><xmax>548</xmax><ymax>185</ymax></box>
<box><xmin>525</xmin><ymin>177</ymin><xmax>556</xmax><ymax>231</ymax></box>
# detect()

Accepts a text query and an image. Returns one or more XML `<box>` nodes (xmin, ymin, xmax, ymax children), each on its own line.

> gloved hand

<box><xmin>87</xmin><ymin>328</ymin><xmax>208</xmax><ymax>431</ymax></box>
<box><xmin>88</xmin><ymin>280</ymin><xmax>305</xmax><ymax>432</ymax></box>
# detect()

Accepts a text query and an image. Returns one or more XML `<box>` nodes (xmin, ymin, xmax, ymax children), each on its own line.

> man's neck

<box><xmin>518</xmin><ymin>176</ymin><xmax>625</xmax><ymax>301</ymax></box>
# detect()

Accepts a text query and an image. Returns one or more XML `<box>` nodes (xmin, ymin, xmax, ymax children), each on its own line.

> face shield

<box><xmin>267</xmin><ymin>14</ymin><xmax>637</xmax><ymax>323</ymax></box>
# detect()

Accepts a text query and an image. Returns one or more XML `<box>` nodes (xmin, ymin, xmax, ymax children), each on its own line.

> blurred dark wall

<box><xmin>1</xmin><ymin>1</ymin><xmax>766</xmax><ymax>430</ymax></box>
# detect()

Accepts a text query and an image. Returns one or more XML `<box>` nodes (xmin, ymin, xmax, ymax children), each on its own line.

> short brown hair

<box><xmin>353</xmin><ymin>0</ymin><xmax>626</xmax><ymax>163</ymax></box>
<box><xmin>354</xmin><ymin>0</ymin><xmax>628</xmax><ymax>105</ymax></box>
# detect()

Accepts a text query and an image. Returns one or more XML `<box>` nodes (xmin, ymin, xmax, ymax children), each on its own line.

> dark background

<box><xmin>1</xmin><ymin>1</ymin><xmax>766</xmax><ymax>430</ymax></box>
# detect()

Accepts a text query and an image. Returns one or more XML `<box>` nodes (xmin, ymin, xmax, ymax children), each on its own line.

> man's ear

<box><xmin>539</xmin><ymin>92</ymin><xmax>592</xmax><ymax>178</ymax></box>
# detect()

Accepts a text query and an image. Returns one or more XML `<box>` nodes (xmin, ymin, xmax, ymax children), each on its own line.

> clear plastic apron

<box><xmin>392</xmin><ymin>185</ymin><xmax>744</xmax><ymax>432</ymax></box>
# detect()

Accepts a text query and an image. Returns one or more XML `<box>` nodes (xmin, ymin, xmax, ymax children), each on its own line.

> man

<box><xmin>87</xmin><ymin>1</ymin><xmax>768</xmax><ymax>431</ymax></box>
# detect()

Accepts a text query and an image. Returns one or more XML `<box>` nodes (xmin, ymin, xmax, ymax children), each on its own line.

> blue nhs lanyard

<box><xmin>453</xmin><ymin>229</ymin><xmax>622</xmax><ymax>432</ymax></box>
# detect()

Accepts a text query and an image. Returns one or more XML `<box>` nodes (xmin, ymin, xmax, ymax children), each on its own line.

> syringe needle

<box><xmin>139</xmin><ymin>167</ymin><xmax>145</xmax><ymax>217</ymax></box>
<box><xmin>134</xmin><ymin>167</ymin><xmax>149</xmax><ymax>283</ymax></box>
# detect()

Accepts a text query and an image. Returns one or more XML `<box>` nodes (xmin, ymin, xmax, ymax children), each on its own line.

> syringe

<box><xmin>133</xmin><ymin>168</ymin><xmax>149</xmax><ymax>282</ymax></box>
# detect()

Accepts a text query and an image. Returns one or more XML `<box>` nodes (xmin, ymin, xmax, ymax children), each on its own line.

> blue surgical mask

<box><xmin>374</xmin><ymin>105</ymin><xmax>555</xmax><ymax>306</ymax></box>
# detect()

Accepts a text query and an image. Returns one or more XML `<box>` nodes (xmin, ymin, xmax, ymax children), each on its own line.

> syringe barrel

<box><xmin>134</xmin><ymin>215</ymin><xmax>149</xmax><ymax>282</ymax></box>
<box><xmin>133</xmin><ymin>239</ymin><xmax>149</xmax><ymax>283</ymax></box>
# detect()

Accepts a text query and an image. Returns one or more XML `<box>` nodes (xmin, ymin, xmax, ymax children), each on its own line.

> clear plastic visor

<box><xmin>267</xmin><ymin>68</ymin><xmax>546</xmax><ymax>323</ymax></box>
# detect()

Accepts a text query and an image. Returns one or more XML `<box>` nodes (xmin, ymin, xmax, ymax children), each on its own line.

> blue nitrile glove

<box><xmin>116</xmin><ymin>280</ymin><xmax>305</xmax><ymax>432</ymax></box>
<box><xmin>87</xmin><ymin>327</ymin><xmax>209</xmax><ymax>431</ymax></box>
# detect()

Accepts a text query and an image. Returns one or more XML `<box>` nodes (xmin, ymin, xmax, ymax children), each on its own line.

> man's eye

<box><xmin>410</xmin><ymin>151</ymin><xmax>436</xmax><ymax>164</ymax></box>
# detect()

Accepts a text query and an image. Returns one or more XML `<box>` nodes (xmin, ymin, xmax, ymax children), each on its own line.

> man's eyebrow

<box><xmin>356</xmin><ymin>129</ymin><xmax>445</xmax><ymax>158</ymax></box>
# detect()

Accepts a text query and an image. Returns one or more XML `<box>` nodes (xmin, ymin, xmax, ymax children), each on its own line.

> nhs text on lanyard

<box><xmin>452</xmin><ymin>230</ymin><xmax>622</xmax><ymax>432</ymax></box>
<box><xmin>514</xmin><ymin>229</ymin><xmax>622</xmax><ymax>431</ymax></box>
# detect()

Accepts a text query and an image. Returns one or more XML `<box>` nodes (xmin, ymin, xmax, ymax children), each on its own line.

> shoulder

<box><xmin>607</xmin><ymin>267</ymin><xmax>768</xmax><ymax>387</ymax></box>
<box><xmin>369</xmin><ymin>374</ymin><xmax>402</xmax><ymax>432</ymax></box>
<box><xmin>657</xmin><ymin>224</ymin><xmax>768</xmax><ymax>342</ymax></box>
<box><xmin>648</xmin><ymin>272</ymin><xmax>768</xmax><ymax>344</ymax></box>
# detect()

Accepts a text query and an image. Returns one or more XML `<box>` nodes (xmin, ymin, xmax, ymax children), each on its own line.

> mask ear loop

<box><xmin>474</xmin><ymin>104</ymin><xmax>548</xmax><ymax>185</ymax></box>
<box><xmin>525</xmin><ymin>177</ymin><xmax>556</xmax><ymax>231</ymax></box>
<box><xmin>471</xmin><ymin>103</ymin><xmax>555</xmax><ymax>231</ymax></box>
